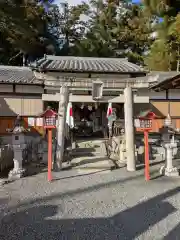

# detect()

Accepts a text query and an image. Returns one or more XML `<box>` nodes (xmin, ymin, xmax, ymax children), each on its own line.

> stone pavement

<box><xmin>1</xmin><ymin>164</ymin><xmax>180</xmax><ymax>239</ymax></box>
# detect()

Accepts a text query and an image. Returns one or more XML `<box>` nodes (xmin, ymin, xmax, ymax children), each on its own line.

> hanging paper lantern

<box><xmin>80</xmin><ymin>103</ymin><xmax>84</xmax><ymax>109</ymax></box>
<box><xmin>88</xmin><ymin>105</ymin><xmax>92</xmax><ymax>111</ymax></box>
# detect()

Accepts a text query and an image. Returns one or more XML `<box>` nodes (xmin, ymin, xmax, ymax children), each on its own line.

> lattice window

<box><xmin>45</xmin><ymin>116</ymin><xmax>56</xmax><ymax>126</ymax></box>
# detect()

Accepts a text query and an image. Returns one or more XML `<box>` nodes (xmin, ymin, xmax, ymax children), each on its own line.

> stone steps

<box><xmin>74</xmin><ymin>139</ymin><xmax>107</xmax><ymax>156</ymax></box>
<box><xmin>71</xmin><ymin>155</ymin><xmax>116</xmax><ymax>174</ymax></box>
<box><xmin>70</xmin><ymin>138</ymin><xmax>118</xmax><ymax>174</ymax></box>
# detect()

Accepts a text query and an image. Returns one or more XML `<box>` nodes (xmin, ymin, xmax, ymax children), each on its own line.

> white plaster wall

<box><xmin>0</xmin><ymin>84</ymin><xmax>13</xmax><ymax>93</ymax></box>
<box><xmin>137</xmin><ymin>89</ymin><xmax>180</xmax><ymax>100</ymax></box>
<box><xmin>168</xmin><ymin>89</ymin><xmax>180</xmax><ymax>99</ymax></box>
<box><xmin>149</xmin><ymin>91</ymin><xmax>166</xmax><ymax>99</ymax></box>
<box><xmin>16</xmin><ymin>85</ymin><xmax>44</xmax><ymax>94</ymax></box>
<box><xmin>0</xmin><ymin>95</ymin><xmax>43</xmax><ymax>116</ymax></box>
<box><xmin>137</xmin><ymin>88</ymin><xmax>166</xmax><ymax>99</ymax></box>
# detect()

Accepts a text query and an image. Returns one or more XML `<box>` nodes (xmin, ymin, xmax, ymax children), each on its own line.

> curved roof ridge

<box><xmin>45</xmin><ymin>55</ymin><xmax>129</xmax><ymax>61</ymax></box>
<box><xmin>32</xmin><ymin>55</ymin><xmax>145</xmax><ymax>73</ymax></box>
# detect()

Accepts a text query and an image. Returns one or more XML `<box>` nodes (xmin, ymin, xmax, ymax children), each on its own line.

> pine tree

<box><xmin>143</xmin><ymin>0</ymin><xmax>180</xmax><ymax>71</ymax></box>
<box><xmin>71</xmin><ymin>0</ymin><xmax>153</xmax><ymax>64</ymax></box>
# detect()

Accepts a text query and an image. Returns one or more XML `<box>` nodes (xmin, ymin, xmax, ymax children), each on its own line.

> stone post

<box><xmin>124</xmin><ymin>86</ymin><xmax>136</xmax><ymax>171</ymax></box>
<box><xmin>119</xmin><ymin>140</ymin><xmax>126</xmax><ymax>163</ymax></box>
<box><xmin>55</xmin><ymin>86</ymin><xmax>69</xmax><ymax>170</ymax></box>
<box><xmin>166</xmin><ymin>145</ymin><xmax>173</xmax><ymax>170</ymax></box>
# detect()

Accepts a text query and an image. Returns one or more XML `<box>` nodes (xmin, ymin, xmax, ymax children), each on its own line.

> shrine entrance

<box><xmin>44</xmin><ymin>99</ymin><xmax>124</xmax><ymax>171</ymax></box>
<box><xmin>71</xmin><ymin>102</ymin><xmax>107</xmax><ymax>160</ymax></box>
<box><xmin>71</xmin><ymin>102</ymin><xmax>124</xmax><ymax>162</ymax></box>
<box><xmin>73</xmin><ymin>102</ymin><xmax>124</xmax><ymax>139</ymax></box>
<box><xmin>73</xmin><ymin>102</ymin><xmax>107</xmax><ymax>138</ymax></box>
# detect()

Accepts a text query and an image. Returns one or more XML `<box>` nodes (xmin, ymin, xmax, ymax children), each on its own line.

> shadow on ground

<box><xmin>136</xmin><ymin>160</ymin><xmax>165</xmax><ymax>171</ymax></box>
<box><xmin>0</xmin><ymin>187</ymin><xmax>180</xmax><ymax>240</ymax></box>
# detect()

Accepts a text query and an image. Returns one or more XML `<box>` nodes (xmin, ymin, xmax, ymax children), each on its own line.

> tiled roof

<box><xmin>32</xmin><ymin>55</ymin><xmax>145</xmax><ymax>73</ymax></box>
<box><xmin>149</xmin><ymin>71</ymin><xmax>180</xmax><ymax>89</ymax></box>
<box><xmin>0</xmin><ymin>65</ymin><xmax>42</xmax><ymax>85</ymax></box>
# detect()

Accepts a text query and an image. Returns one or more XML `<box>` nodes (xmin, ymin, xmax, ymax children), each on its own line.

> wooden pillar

<box><xmin>48</xmin><ymin>128</ymin><xmax>52</xmax><ymax>181</ymax></box>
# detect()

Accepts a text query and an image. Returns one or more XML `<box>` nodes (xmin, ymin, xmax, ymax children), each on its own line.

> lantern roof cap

<box><xmin>6</xmin><ymin>115</ymin><xmax>30</xmax><ymax>133</ymax></box>
<box><xmin>12</xmin><ymin>126</ymin><xmax>28</xmax><ymax>134</ymax></box>
<box><xmin>40</xmin><ymin>106</ymin><xmax>58</xmax><ymax>117</ymax></box>
<box><xmin>137</xmin><ymin>110</ymin><xmax>158</xmax><ymax>119</ymax></box>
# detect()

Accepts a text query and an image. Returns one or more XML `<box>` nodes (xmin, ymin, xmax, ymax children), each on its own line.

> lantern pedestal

<box><xmin>160</xmin><ymin>143</ymin><xmax>179</xmax><ymax>177</ymax></box>
<box><xmin>159</xmin><ymin>115</ymin><xmax>179</xmax><ymax>177</ymax></box>
<box><xmin>8</xmin><ymin>125</ymin><xmax>27</xmax><ymax>181</ymax></box>
<box><xmin>8</xmin><ymin>144</ymin><xmax>26</xmax><ymax>180</ymax></box>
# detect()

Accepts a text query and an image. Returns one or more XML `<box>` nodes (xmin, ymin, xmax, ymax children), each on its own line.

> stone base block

<box><xmin>119</xmin><ymin>151</ymin><xmax>126</xmax><ymax>163</ymax></box>
<box><xmin>160</xmin><ymin>165</ymin><xmax>179</xmax><ymax>177</ymax></box>
<box><xmin>8</xmin><ymin>168</ymin><xmax>25</xmax><ymax>181</ymax></box>
<box><xmin>0</xmin><ymin>179</ymin><xmax>6</xmax><ymax>186</ymax></box>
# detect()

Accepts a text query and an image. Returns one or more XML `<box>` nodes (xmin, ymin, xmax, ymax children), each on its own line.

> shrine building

<box><xmin>0</xmin><ymin>56</ymin><xmax>180</xmax><ymax>137</ymax></box>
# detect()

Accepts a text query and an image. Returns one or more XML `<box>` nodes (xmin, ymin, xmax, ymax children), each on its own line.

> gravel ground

<box><xmin>0</xmin><ymin>164</ymin><xmax>180</xmax><ymax>240</ymax></box>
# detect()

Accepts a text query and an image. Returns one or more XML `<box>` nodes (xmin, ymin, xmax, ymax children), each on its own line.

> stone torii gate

<box><xmin>43</xmin><ymin>85</ymin><xmax>136</xmax><ymax>172</ymax></box>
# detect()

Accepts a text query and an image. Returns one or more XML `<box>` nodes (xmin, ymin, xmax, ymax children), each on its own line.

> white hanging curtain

<box><xmin>66</xmin><ymin>102</ymin><xmax>74</xmax><ymax>129</ymax></box>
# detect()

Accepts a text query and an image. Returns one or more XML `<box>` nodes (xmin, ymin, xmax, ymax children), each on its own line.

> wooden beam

<box><xmin>42</xmin><ymin>94</ymin><xmax>149</xmax><ymax>103</ymax></box>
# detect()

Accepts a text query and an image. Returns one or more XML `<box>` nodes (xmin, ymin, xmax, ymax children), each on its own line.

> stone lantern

<box><xmin>8</xmin><ymin>116</ymin><xmax>29</xmax><ymax>180</ymax></box>
<box><xmin>160</xmin><ymin>114</ymin><xmax>179</xmax><ymax>177</ymax></box>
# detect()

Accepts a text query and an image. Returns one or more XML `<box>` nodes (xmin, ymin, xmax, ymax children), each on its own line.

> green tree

<box><xmin>169</xmin><ymin>13</ymin><xmax>180</xmax><ymax>71</ymax></box>
<box><xmin>70</xmin><ymin>0</ymin><xmax>153</xmax><ymax>64</ymax></box>
<box><xmin>48</xmin><ymin>2</ymin><xmax>89</xmax><ymax>56</ymax></box>
<box><xmin>143</xmin><ymin>0</ymin><xmax>180</xmax><ymax>71</ymax></box>
<box><xmin>145</xmin><ymin>39</ymin><xmax>174</xmax><ymax>71</ymax></box>
<box><xmin>0</xmin><ymin>0</ymin><xmax>58</xmax><ymax>65</ymax></box>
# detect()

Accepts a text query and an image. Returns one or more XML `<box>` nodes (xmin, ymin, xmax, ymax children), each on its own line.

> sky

<box><xmin>54</xmin><ymin>0</ymin><xmax>141</xmax><ymax>7</ymax></box>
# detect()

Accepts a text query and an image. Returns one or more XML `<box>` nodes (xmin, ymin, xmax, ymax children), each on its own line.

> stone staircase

<box><xmin>70</xmin><ymin>139</ymin><xmax>117</xmax><ymax>174</ymax></box>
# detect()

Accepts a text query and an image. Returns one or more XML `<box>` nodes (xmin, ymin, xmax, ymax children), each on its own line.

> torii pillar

<box><xmin>55</xmin><ymin>86</ymin><xmax>69</xmax><ymax>170</ymax></box>
<box><xmin>124</xmin><ymin>86</ymin><xmax>136</xmax><ymax>171</ymax></box>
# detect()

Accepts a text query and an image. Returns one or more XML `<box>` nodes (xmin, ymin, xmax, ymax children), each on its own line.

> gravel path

<box><xmin>0</xmin><ymin>165</ymin><xmax>180</xmax><ymax>240</ymax></box>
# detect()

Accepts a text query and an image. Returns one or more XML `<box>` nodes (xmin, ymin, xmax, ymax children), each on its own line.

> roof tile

<box><xmin>33</xmin><ymin>56</ymin><xmax>145</xmax><ymax>73</ymax></box>
<box><xmin>0</xmin><ymin>66</ymin><xmax>42</xmax><ymax>85</ymax></box>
